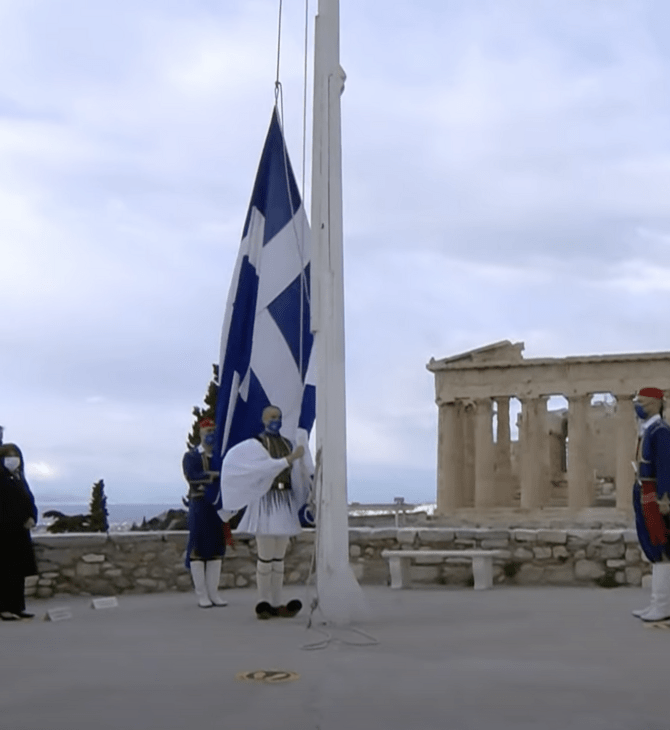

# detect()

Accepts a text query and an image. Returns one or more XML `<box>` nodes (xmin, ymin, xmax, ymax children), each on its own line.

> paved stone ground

<box><xmin>1</xmin><ymin>585</ymin><xmax>668</xmax><ymax>730</ymax></box>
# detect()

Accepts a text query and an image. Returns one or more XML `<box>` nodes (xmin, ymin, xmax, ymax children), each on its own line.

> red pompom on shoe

<box><xmin>641</xmin><ymin>481</ymin><xmax>668</xmax><ymax>546</ymax></box>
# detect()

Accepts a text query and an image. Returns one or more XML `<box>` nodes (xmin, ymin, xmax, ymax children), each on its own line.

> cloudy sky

<box><xmin>2</xmin><ymin>0</ymin><xmax>670</xmax><ymax>508</ymax></box>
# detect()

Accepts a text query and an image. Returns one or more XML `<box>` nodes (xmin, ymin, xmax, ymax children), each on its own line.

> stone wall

<box><xmin>27</xmin><ymin>531</ymin><xmax>317</xmax><ymax>599</ymax></box>
<box><xmin>26</xmin><ymin>527</ymin><xmax>651</xmax><ymax>600</ymax></box>
<box><xmin>348</xmin><ymin>527</ymin><xmax>649</xmax><ymax>588</ymax></box>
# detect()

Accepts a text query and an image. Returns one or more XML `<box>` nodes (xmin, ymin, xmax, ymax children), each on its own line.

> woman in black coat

<box><xmin>0</xmin><ymin>443</ymin><xmax>38</xmax><ymax>620</ymax></box>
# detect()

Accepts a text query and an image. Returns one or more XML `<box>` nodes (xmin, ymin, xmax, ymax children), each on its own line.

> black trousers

<box><xmin>0</xmin><ymin>570</ymin><xmax>26</xmax><ymax>614</ymax></box>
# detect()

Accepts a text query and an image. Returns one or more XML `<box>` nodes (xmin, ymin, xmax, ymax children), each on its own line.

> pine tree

<box><xmin>89</xmin><ymin>479</ymin><xmax>109</xmax><ymax>532</ymax></box>
<box><xmin>186</xmin><ymin>363</ymin><xmax>219</xmax><ymax>448</ymax></box>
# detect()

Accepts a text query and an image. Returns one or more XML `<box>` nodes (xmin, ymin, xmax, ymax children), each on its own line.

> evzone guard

<box><xmin>630</xmin><ymin>387</ymin><xmax>670</xmax><ymax>624</ymax></box>
<box><xmin>218</xmin><ymin>405</ymin><xmax>310</xmax><ymax>620</ymax></box>
<box><xmin>182</xmin><ymin>418</ymin><xmax>234</xmax><ymax>608</ymax></box>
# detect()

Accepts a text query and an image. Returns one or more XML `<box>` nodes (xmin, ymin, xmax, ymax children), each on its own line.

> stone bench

<box><xmin>381</xmin><ymin>550</ymin><xmax>504</xmax><ymax>590</ymax></box>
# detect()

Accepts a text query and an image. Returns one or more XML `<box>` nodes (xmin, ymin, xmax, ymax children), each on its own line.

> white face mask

<box><xmin>3</xmin><ymin>457</ymin><xmax>20</xmax><ymax>472</ymax></box>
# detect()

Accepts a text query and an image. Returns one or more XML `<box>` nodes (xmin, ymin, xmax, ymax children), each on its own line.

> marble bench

<box><xmin>381</xmin><ymin>550</ymin><xmax>504</xmax><ymax>590</ymax></box>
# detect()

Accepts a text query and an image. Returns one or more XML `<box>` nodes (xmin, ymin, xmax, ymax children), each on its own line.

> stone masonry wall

<box><xmin>27</xmin><ymin>531</ymin><xmax>317</xmax><ymax>599</ymax></box>
<box><xmin>367</xmin><ymin>527</ymin><xmax>649</xmax><ymax>589</ymax></box>
<box><xmin>26</xmin><ymin>527</ymin><xmax>651</xmax><ymax>600</ymax></box>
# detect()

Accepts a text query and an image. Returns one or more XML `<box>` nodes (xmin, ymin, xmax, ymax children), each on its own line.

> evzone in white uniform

<box><xmin>218</xmin><ymin>405</ymin><xmax>308</xmax><ymax>619</ymax></box>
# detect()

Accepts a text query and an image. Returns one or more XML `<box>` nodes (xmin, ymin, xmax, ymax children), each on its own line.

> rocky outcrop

<box><xmin>42</xmin><ymin>510</ymin><xmax>94</xmax><ymax>533</ymax></box>
<box><xmin>130</xmin><ymin>509</ymin><xmax>188</xmax><ymax>531</ymax></box>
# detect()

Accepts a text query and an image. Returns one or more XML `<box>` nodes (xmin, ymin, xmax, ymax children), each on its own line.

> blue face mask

<box><xmin>634</xmin><ymin>403</ymin><xmax>648</xmax><ymax>420</ymax></box>
<box><xmin>203</xmin><ymin>433</ymin><xmax>216</xmax><ymax>446</ymax></box>
<box><xmin>266</xmin><ymin>419</ymin><xmax>282</xmax><ymax>434</ymax></box>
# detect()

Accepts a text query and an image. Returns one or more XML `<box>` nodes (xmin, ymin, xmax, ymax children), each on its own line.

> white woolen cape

<box><xmin>217</xmin><ymin>438</ymin><xmax>310</xmax><ymax>536</ymax></box>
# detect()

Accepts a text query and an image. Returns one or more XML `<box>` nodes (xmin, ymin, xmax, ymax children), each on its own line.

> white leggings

<box><xmin>256</xmin><ymin>535</ymin><xmax>290</xmax><ymax>561</ymax></box>
<box><xmin>256</xmin><ymin>536</ymin><xmax>290</xmax><ymax>605</ymax></box>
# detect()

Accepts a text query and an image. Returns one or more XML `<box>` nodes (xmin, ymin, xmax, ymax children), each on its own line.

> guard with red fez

<box><xmin>630</xmin><ymin>387</ymin><xmax>670</xmax><ymax>623</ymax></box>
<box><xmin>182</xmin><ymin>418</ymin><xmax>233</xmax><ymax>608</ymax></box>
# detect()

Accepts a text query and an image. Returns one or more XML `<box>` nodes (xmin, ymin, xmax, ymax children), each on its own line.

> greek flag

<box><xmin>213</xmin><ymin>107</ymin><xmax>315</xmax><ymax>478</ymax></box>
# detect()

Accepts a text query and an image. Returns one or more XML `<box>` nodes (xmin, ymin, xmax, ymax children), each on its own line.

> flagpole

<box><xmin>310</xmin><ymin>0</ymin><xmax>369</xmax><ymax>625</ymax></box>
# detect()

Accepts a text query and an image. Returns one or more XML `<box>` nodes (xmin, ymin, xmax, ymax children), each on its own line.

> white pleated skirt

<box><xmin>237</xmin><ymin>489</ymin><xmax>302</xmax><ymax>536</ymax></box>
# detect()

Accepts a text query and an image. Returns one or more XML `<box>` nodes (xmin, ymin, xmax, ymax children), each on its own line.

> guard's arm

<box><xmin>182</xmin><ymin>451</ymin><xmax>211</xmax><ymax>486</ymax></box>
<box><xmin>654</xmin><ymin>427</ymin><xmax>670</xmax><ymax>514</ymax></box>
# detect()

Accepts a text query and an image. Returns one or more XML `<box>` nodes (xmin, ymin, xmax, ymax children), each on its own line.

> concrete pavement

<box><xmin>0</xmin><ymin>585</ymin><xmax>667</xmax><ymax>730</ymax></box>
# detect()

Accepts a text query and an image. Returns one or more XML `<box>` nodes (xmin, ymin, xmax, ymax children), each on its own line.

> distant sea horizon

<box><xmin>36</xmin><ymin>500</ymin><xmax>437</xmax><ymax>528</ymax></box>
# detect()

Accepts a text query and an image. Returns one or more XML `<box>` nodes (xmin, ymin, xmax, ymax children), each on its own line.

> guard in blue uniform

<box><xmin>630</xmin><ymin>387</ymin><xmax>670</xmax><ymax>622</ymax></box>
<box><xmin>183</xmin><ymin>418</ymin><xmax>232</xmax><ymax>608</ymax></box>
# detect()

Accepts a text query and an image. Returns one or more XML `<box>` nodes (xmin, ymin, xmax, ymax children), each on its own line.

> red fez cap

<box><xmin>638</xmin><ymin>387</ymin><xmax>665</xmax><ymax>400</ymax></box>
<box><xmin>199</xmin><ymin>418</ymin><xmax>215</xmax><ymax>429</ymax></box>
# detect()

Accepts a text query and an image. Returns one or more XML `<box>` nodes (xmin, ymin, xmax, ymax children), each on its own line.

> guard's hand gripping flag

<box><xmin>212</xmin><ymin>108</ymin><xmax>316</xmax><ymax>519</ymax></box>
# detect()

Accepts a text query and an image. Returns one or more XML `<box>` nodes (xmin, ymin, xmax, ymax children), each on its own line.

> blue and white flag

<box><xmin>213</xmin><ymin>107</ymin><xmax>315</xmax><ymax>476</ymax></box>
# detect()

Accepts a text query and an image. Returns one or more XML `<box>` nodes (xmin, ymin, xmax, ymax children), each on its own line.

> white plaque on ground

<box><xmin>44</xmin><ymin>607</ymin><xmax>73</xmax><ymax>622</ymax></box>
<box><xmin>91</xmin><ymin>597</ymin><xmax>118</xmax><ymax>610</ymax></box>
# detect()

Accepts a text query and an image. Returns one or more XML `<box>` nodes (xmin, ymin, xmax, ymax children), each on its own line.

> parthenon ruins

<box><xmin>427</xmin><ymin>341</ymin><xmax>670</xmax><ymax>517</ymax></box>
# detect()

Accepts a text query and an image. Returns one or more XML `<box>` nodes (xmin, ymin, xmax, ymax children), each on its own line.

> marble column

<box><xmin>494</xmin><ymin>396</ymin><xmax>514</xmax><ymax>506</ymax></box>
<box><xmin>474</xmin><ymin>398</ymin><xmax>496</xmax><ymax>508</ymax></box>
<box><xmin>614</xmin><ymin>394</ymin><xmax>636</xmax><ymax>514</ymax></box>
<box><xmin>519</xmin><ymin>397</ymin><xmax>544</xmax><ymax>509</ymax></box>
<box><xmin>436</xmin><ymin>401</ymin><xmax>463</xmax><ymax>514</ymax></box>
<box><xmin>460</xmin><ymin>399</ymin><xmax>476</xmax><ymax>508</ymax></box>
<box><xmin>538</xmin><ymin>397</ymin><xmax>551</xmax><ymax>501</ymax></box>
<box><xmin>567</xmin><ymin>394</ymin><xmax>592</xmax><ymax>511</ymax></box>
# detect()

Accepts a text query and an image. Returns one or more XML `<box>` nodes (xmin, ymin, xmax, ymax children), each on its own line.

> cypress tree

<box><xmin>186</xmin><ymin>363</ymin><xmax>219</xmax><ymax>448</ymax></box>
<box><xmin>89</xmin><ymin>479</ymin><xmax>109</xmax><ymax>532</ymax></box>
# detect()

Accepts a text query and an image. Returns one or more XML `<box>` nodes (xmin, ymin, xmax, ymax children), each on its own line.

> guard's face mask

<box><xmin>3</xmin><ymin>456</ymin><xmax>20</xmax><ymax>472</ymax></box>
<box><xmin>634</xmin><ymin>403</ymin><xmax>649</xmax><ymax>420</ymax></box>
<box><xmin>266</xmin><ymin>419</ymin><xmax>282</xmax><ymax>434</ymax></box>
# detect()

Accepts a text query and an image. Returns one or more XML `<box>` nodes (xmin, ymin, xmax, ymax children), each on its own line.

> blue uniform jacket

<box><xmin>633</xmin><ymin>417</ymin><xmax>670</xmax><ymax>563</ymax></box>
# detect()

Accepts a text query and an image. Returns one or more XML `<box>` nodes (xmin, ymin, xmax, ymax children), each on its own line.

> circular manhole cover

<box><xmin>236</xmin><ymin>669</ymin><xmax>300</xmax><ymax>684</ymax></box>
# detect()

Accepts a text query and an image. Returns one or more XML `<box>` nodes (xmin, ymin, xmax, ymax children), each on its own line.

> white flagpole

<box><xmin>310</xmin><ymin>0</ymin><xmax>369</xmax><ymax>625</ymax></box>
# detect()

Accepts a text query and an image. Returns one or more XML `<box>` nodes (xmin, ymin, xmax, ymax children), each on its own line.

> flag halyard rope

<box><xmin>272</xmin><ymin>0</ymin><xmax>311</xmax><ymax>385</ymax></box>
<box><xmin>275</xmin><ymin>0</ymin><xmax>283</xmax><ymax>95</ymax></box>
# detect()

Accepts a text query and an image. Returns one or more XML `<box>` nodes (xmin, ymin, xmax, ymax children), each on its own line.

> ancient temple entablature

<box><xmin>427</xmin><ymin>341</ymin><xmax>670</xmax><ymax>516</ymax></box>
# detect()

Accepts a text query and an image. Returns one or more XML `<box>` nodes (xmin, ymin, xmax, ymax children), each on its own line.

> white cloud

<box><xmin>2</xmin><ymin>0</ymin><xmax>670</xmax><ymax>506</ymax></box>
<box><xmin>596</xmin><ymin>260</ymin><xmax>670</xmax><ymax>294</ymax></box>
<box><xmin>24</xmin><ymin>462</ymin><xmax>57</xmax><ymax>480</ymax></box>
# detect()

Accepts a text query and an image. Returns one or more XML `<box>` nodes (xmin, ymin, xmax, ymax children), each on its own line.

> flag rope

<box><xmin>299</xmin><ymin>448</ymin><xmax>380</xmax><ymax>651</ymax></box>
<box><xmin>301</xmin><ymin>0</ymin><xmax>310</xmax><ymax>203</ymax></box>
<box><xmin>274</xmin><ymin>95</ymin><xmax>311</xmax><ymax>385</ymax></box>
<box><xmin>275</xmin><ymin>0</ymin><xmax>283</xmax><ymax>90</ymax></box>
<box><xmin>272</xmin><ymin>0</ymin><xmax>312</xmax><ymax>386</ymax></box>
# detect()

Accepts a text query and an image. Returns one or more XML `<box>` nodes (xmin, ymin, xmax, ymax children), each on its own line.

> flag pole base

<box><xmin>315</xmin><ymin>563</ymin><xmax>371</xmax><ymax>626</ymax></box>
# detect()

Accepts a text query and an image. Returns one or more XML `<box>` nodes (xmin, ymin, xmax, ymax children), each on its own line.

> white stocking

<box><xmin>271</xmin><ymin>561</ymin><xmax>285</xmax><ymax>608</ymax></box>
<box><xmin>190</xmin><ymin>561</ymin><xmax>212</xmax><ymax>608</ymax></box>
<box><xmin>205</xmin><ymin>560</ymin><xmax>227</xmax><ymax>606</ymax></box>
<box><xmin>256</xmin><ymin>559</ymin><xmax>273</xmax><ymax>604</ymax></box>
<box><xmin>257</xmin><ymin>535</ymin><xmax>289</xmax><ymax>606</ymax></box>
<box><xmin>644</xmin><ymin>563</ymin><xmax>670</xmax><ymax>621</ymax></box>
